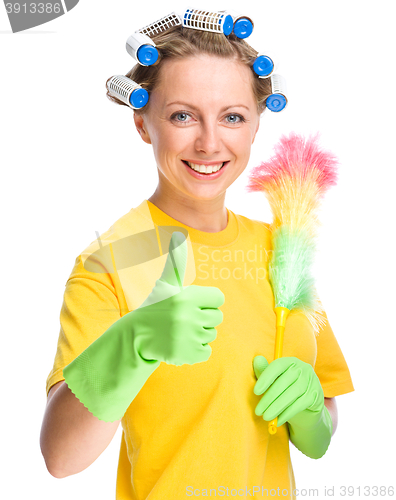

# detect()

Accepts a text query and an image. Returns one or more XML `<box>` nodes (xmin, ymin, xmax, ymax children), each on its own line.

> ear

<box><xmin>134</xmin><ymin>112</ymin><xmax>152</xmax><ymax>145</ymax></box>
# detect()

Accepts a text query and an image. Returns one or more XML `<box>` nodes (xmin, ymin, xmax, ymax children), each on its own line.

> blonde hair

<box><xmin>106</xmin><ymin>25</ymin><xmax>272</xmax><ymax>115</ymax></box>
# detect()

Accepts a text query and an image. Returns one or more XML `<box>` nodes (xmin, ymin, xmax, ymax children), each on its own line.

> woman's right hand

<box><xmin>128</xmin><ymin>231</ymin><xmax>225</xmax><ymax>366</ymax></box>
<box><xmin>62</xmin><ymin>231</ymin><xmax>224</xmax><ymax>423</ymax></box>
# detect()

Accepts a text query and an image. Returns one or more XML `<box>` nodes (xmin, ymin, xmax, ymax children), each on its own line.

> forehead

<box><xmin>154</xmin><ymin>54</ymin><xmax>256</xmax><ymax>107</ymax></box>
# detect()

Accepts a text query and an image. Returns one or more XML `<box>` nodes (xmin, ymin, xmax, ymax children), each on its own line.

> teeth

<box><xmin>187</xmin><ymin>161</ymin><xmax>224</xmax><ymax>174</ymax></box>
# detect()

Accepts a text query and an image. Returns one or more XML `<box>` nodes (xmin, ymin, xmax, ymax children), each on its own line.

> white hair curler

<box><xmin>181</xmin><ymin>7</ymin><xmax>234</xmax><ymax>35</ymax></box>
<box><xmin>266</xmin><ymin>74</ymin><xmax>288</xmax><ymax>112</ymax></box>
<box><xmin>106</xmin><ymin>75</ymin><xmax>149</xmax><ymax>110</ymax></box>
<box><xmin>138</xmin><ymin>11</ymin><xmax>181</xmax><ymax>37</ymax></box>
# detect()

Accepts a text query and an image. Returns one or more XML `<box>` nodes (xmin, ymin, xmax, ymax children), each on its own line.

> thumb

<box><xmin>253</xmin><ymin>355</ymin><xmax>269</xmax><ymax>380</ymax></box>
<box><xmin>158</xmin><ymin>231</ymin><xmax>188</xmax><ymax>289</ymax></box>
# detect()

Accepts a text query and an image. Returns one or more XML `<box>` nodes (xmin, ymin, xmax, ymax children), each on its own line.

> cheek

<box><xmin>156</xmin><ymin>127</ymin><xmax>192</xmax><ymax>154</ymax></box>
<box><xmin>233</xmin><ymin>130</ymin><xmax>254</xmax><ymax>156</ymax></box>
<box><xmin>229</xmin><ymin>131</ymin><xmax>255</xmax><ymax>174</ymax></box>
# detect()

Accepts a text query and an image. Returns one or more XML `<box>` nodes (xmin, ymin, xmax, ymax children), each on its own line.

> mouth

<box><xmin>182</xmin><ymin>160</ymin><xmax>227</xmax><ymax>175</ymax></box>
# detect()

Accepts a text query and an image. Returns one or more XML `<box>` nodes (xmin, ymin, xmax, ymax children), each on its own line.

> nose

<box><xmin>194</xmin><ymin>121</ymin><xmax>222</xmax><ymax>157</ymax></box>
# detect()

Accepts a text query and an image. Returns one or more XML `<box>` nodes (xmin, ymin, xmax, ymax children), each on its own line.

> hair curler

<box><xmin>266</xmin><ymin>74</ymin><xmax>288</xmax><ymax>112</ymax></box>
<box><xmin>233</xmin><ymin>16</ymin><xmax>254</xmax><ymax>39</ymax></box>
<box><xmin>126</xmin><ymin>12</ymin><xmax>182</xmax><ymax>66</ymax></box>
<box><xmin>106</xmin><ymin>75</ymin><xmax>149</xmax><ymax>110</ymax></box>
<box><xmin>253</xmin><ymin>54</ymin><xmax>278</xmax><ymax>78</ymax></box>
<box><xmin>221</xmin><ymin>9</ymin><xmax>254</xmax><ymax>39</ymax></box>
<box><xmin>181</xmin><ymin>7</ymin><xmax>234</xmax><ymax>35</ymax></box>
<box><xmin>126</xmin><ymin>32</ymin><xmax>159</xmax><ymax>67</ymax></box>
<box><xmin>138</xmin><ymin>11</ymin><xmax>181</xmax><ymax>37</ymax></box>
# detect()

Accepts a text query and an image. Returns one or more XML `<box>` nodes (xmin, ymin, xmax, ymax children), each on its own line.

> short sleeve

<box><xmin>314</xmin><ymin>310</ymin><xmax>355</xmax><ymax>398</ymax></box>
<box><xmin>45</xmin><ymin>254</ymin><xmax>122</xmax><ymax>397</ymax></box>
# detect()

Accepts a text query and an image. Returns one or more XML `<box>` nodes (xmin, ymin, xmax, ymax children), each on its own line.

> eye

<box><xmin>225</xmin><ymin>114</ymin><xmax>245</xmax><ymax>124</ymax></box>
<box><xmin>171</xmin><ymin>112</ymin><xmax>192</xmax><ymax>124</ymax></box>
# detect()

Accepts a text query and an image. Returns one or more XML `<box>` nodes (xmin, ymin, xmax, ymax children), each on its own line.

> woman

<box><xmin>40</xmin><ymin>21</ymin><xmax>354</xmax><ymax>500</ymax></box>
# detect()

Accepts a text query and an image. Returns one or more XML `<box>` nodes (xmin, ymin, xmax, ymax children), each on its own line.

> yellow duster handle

<box><xmin>268</xmin><ymin>307</ymin><xmax>290</xmax><ymax>435</ymax></box>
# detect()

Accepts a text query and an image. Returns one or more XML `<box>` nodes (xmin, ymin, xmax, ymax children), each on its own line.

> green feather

<box><xmin>269</xmin><ymin>225</ymin><xmax>324</xmax><ymax>332</ymax></box>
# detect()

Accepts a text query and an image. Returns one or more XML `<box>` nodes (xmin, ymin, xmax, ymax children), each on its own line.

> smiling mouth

<box><xmin>182</xmin><ymin>160</ymin><xmax>227</xmax><ymax>174</ymax></box>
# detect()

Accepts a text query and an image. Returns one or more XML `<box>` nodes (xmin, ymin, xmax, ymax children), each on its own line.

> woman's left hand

<box><xmin>252</xmin><ymin>355</ymin><xmax>325</xmax><ymax>429</ymax></box>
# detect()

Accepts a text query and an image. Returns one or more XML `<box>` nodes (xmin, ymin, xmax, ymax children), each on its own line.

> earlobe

<box><xmin>133</xmin><ymin>112</ymin><xmax>152</xmax><ymax>145</ymax></box>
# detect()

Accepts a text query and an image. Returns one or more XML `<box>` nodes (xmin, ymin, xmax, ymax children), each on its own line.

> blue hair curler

<box><xmin>253</xmin><ymin>54</ymin><xmax>276</xmax><ymax>78</ymax></box>
<box><xmin>233</xmin><ymin>17</ymin><xmax>253</xmax><ymax>38</ymax></box>
<box><xmin>266</xmin><ymin>74</ymin><xmax>288</xmax><ymax>112</ymax></box>
<box><xmin>222</xmin><ymin>10</ymin><xmax>254</xmax><ymax>39</ymax></box>
<box><xmin>106</xmin><ymin>75</ymin><xmax>149</xmax><ymax>110</ymax></box>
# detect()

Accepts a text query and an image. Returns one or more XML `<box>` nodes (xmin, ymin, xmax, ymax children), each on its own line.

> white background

<box><xmin>1</xmin><ymin>0</ymin><xmax>395</xmax><ymax>498</ymax></box>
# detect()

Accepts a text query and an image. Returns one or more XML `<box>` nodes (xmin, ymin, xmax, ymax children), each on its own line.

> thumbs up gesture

<box><xmin>63</xmin><ymin>232</ymin><xmax>225</xmax><ymax>422</ymax></box>
<box><xmin>133</xmin><ymin>231</ymin><xmax>225</xmax><ymax>365</ymax></box>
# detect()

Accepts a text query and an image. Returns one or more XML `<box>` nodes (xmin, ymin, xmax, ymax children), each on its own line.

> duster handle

<box><xmin>268</xmin><ymin>307</ymin><xmax>290</xmax><ymax>435</ymax></box>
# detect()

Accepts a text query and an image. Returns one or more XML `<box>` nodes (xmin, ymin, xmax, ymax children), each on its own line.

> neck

<box><xmin>148</xmin><ymin>187</ymin><xmax>228</xmax><ymax>233</ymax></box>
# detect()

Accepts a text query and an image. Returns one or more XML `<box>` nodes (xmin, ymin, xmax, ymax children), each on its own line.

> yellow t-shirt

<box><xmin>46</xmin><ymin>199</ymin><xmax>354</xmax><ymax>500</ymax></box>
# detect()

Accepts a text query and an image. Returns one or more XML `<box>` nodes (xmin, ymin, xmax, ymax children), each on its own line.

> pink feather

<box><xmin>246</xmin><ymin>132</ymin><xmax>339</xmax><ymax>196</ymax></box>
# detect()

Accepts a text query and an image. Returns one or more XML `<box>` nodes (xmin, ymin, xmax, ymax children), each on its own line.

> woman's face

<box><xmin>134</xmin><ymin>54</ymin><xmax>261</xmax><ymax>202</ymax></box>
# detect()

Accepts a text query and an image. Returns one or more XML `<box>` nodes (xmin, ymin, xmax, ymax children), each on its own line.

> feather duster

<box><xmin>246</xmin><ymin>132</ymin><xmax>339</xmax><ymax>433</ymax></box>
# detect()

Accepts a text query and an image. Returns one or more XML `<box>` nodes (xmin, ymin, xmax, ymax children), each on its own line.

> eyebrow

<box><xmin>166</xmin><ymin>101</ymin><xmax>250</xmax><ymax>111</ymax></box>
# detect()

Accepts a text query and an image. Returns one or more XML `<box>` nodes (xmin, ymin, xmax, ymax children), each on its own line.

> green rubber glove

<box><xmin>63</xmin><ymin>231</ymin><xmax>225</xmax><ymax>423</ymax></box>
<box><xmin>253</xmin><ymin>355</ymin><xmax>333</xmax><ymax>459</ymax></box>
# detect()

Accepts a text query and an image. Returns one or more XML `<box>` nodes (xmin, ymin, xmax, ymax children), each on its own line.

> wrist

<box><xmin>287</xmin><ymin>402</ymin><xmax>324</xmax><ymax>432</ymax></box>
<box><xmin>288</xmin><ymin>406</ymin><xmax>333</xmax><ymax>459</ymax></box>
<box><xmin>63</xmin><ymin>313</ymin><xmax>161</xmax><ymax>423</ymax></box>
